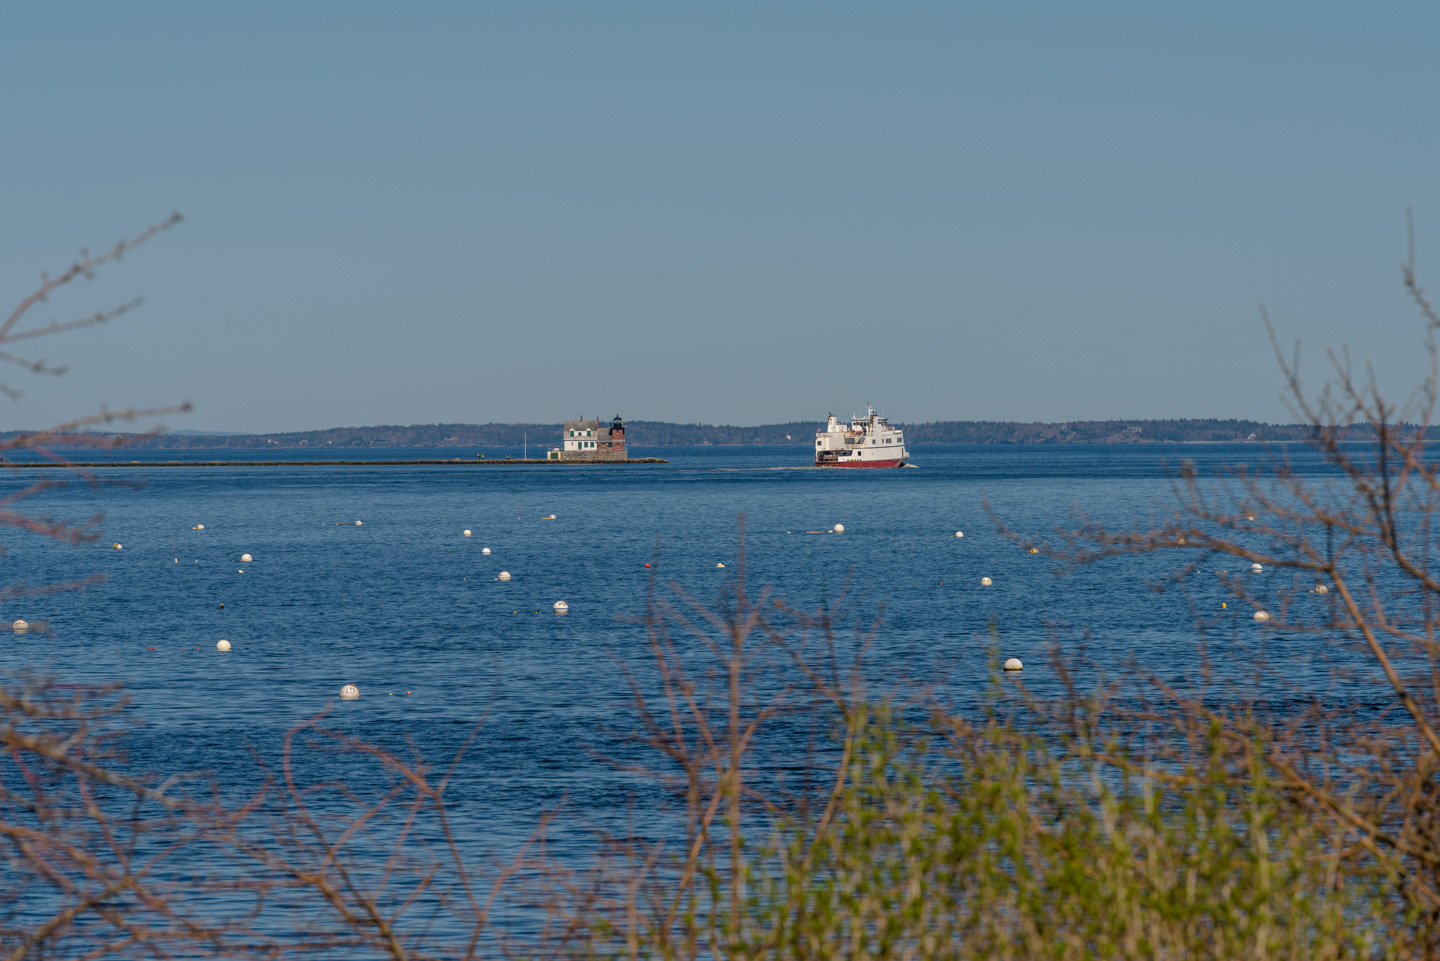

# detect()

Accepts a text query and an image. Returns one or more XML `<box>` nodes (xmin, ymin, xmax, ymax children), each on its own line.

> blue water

<box><xmin>0</xmin><ymin>443</ymin><xmax>1377</xmax><ymax>854</ymax></box>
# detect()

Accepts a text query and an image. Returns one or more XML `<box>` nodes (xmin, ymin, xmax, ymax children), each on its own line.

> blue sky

<box><xmin>2</xmin><ymin>3</ymin><xmax>1438</xmax><ymax>432</ymax></box>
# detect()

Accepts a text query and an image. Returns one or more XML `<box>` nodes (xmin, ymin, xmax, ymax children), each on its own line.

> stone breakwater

<box><xmin>2</xmin><ymin>458</ymin><xmax>669</xmax><ymax>468</ymax></box>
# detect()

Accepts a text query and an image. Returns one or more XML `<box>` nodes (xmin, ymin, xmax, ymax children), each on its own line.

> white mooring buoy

<box><xmin>240</xmin><ymin>553</ymin><xmax>253</xmax><ymax>563</ymax></box>
<box><xmin>553</xmin><ymin>601</ymin><xmax>569</xmax><ymax>614</ymax></box>
<box><xmin>1253</xmin><ymin>610</ymin><xmax>1270</xmax><ymax>622</ymax></box>
<box><xmin>981</xmin><ymin>577</ymin><xmax>992</xmax><ymax>586</ymax></box>
<box><xmin>113</xmin><ymin>543</ymin><xmax>123</xmax><ymax>550</ymax></box>
<box><xmin>196</xmin><ymin>524</ymin><xmax>205</xmax><ymax>530</ymax></box>
<box><xmin>1316</xmin><ymin>584</ymin><xmax>1328</xmax><ymax>594</ymax></box>
<box><xmin>716</xmin><ymin>562</ymin><xmax>726</xmax><ymax>568</ymax></box>
<box><xmin>463</xmin><ymin>530</ymin><xmax>472</xmax><ymax>537</ymax></box>
<box><xmin>1250</xmin><ymin>563</ymin><xmax>1263</xmax><ymax>573</ymax></box>
<box><xmin>955</xmin><ymin>531</ymin><xmax>964</xmax><ymax>538</ymax></box>
<box><xmin>355</xmin><ymin>520</ymin><xmax>363</xmax><ymax>526</ymax></box>
<box><xmin>340</xmin><ymin>683</ymin><xmax>360</xmax><ymax>700</ymax></box>
<box><xmin>12</xmin><ymin>619</ymin><xmax>28</xmax><ymax>634</ymax></box>
<box><xmin>498</xmin><ymin>571</ymin><xmax>511</xmax><ymax>581</ymax></box>
<box><xmin>481</xmin><ymin>547</ymin><xmax>491</xmax><ymax>555</ymax></box>
<box><xmin>1003</xmin><ymin>657</ymin><xmax>1023</xmax><ymax>672</ymax></box>
<box><xmin>833</xmin><ymin>523</ymin><xmax>845</xmax><ymax>534</ymax></box>
<box><xmin>216</xmin><ymin>639</ymin><xmax>231</xmax><ymax>652</ymax></box>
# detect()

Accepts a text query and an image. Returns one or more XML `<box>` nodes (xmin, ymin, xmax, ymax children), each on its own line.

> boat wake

<box><xmin>667</xmin><ymin>465</ymin><xmax>917</xmax><ymax>474</ymax></box>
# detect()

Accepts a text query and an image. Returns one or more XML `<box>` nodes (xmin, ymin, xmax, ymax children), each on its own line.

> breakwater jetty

<box><xmin>3</xmin><ymin>458</ymin><xmax>668</xmax><ymax>469</ymax></box>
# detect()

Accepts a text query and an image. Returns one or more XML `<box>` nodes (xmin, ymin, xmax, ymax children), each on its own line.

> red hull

<box><xmin>815</xmin><ymin>458</ymin><xmax>907</xmax><ymax>468</ymax></box>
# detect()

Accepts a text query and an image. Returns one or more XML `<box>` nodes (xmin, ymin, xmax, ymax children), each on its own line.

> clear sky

<box><xmin>3</xmin><ymin>2</ymin><xmax>1439</xmax><ymax>432</ymax></box>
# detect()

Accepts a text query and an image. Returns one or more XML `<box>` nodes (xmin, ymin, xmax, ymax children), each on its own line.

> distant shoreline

<box><xmin>1</xmin><ymin>417</ymin><xmax>1403</xmax><ymax>450</ymax></box>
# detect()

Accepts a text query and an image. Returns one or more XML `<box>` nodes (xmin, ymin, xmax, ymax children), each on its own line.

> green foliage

<box><xmin>574</xmin><ymin>693</ymin><xmax>1396</xmax><ymax>961</ymax></box>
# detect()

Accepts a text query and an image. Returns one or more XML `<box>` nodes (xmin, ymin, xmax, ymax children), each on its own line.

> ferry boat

<box><xmin>814</xmin><ymin>405</ymin><xmax>909</xmax><ymax>467</ymax></box>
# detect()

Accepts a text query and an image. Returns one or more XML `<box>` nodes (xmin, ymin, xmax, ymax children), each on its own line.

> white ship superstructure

<box><xmin>814</xmin><ymin>404</ymin><xmax>909</xmax><ymax>467</ymax></box>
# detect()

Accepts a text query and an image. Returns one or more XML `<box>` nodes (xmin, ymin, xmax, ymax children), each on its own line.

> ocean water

<box><xmin>0</xmin><ymin>443</ymin><xmax>1379</xmax><ymax>861</ymax></box>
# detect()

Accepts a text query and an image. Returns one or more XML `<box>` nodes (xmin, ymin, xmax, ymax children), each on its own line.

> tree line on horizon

<box><xmin>11</xmin><ymin>416</ymin><xmax>1423</xmax><ymax>449</ymax></box>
